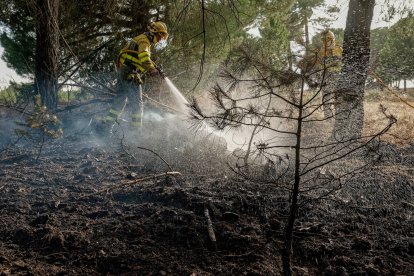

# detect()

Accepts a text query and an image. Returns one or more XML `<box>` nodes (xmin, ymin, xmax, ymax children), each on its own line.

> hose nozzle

<box><xmin>156</xmin><ymin>64</ymin><xmax>166</xmax><ymax>79</ymax></box>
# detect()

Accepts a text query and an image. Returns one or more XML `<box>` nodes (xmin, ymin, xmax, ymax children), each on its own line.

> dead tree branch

<box><xmin>136</xmin><ymin>146</ymin><xmax>173</xmax><ymax>172</ymax></box>
<box><xmin>204</xmin><ymin>207</ymin><xmax>217</xmax><ymax>249</ymax></box>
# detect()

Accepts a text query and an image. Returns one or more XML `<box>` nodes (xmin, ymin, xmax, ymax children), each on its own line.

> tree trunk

<box><xmin>34</xmin><ymin>0</ymin><xmax>60</xmax><ymax>111</ymax></box>
<box><xmin>333</xmin><ymin>0</ymin><xmax>375</xmax><ymax>140</ymax></box>
<box><xmin>288</xmin><ymin>42</ymin><xmax>293</xmax><ymax>71</ymax></box>
<box><xmin>281</xmin><ymin>81</ymin><xmax>305</xmax><ymax>276</ymax></box>
<box><xmin>404</xmin><ymin>79</ymin><xmax>407</xmax><ymax>91</ymax></box>
<box><xmin>304</xmin><ymin>15</ymin><xmax>309</xmax><ymax>52</ymax></box>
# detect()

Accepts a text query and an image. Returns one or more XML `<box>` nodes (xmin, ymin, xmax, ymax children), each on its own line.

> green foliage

<box><xmin>286</xmin><ymin>0</ymin><xmax>329</xmax><ymax>44</ymax></box>
<box><xmin>0</xmin><ymin>82</ymin><xmax>33</xmax><ymax>104</ymax></box>
<box><xmin>368</xmin><ymin>27</ymin><xmax>390</xmax><ymax>84</ymax></box>
<box><xmin>0</xmin><ymin>0</ymin><xmax>168</xmax><ymax>79</ymax></box>
<box><xmin>0</xmin><ymin>85</ymin><xmax>17</xmax><ymax>104</ymax></box>
<box><xmin>382</xmin><ymin>0</ymin><xmax>414</xmax><ymax>22</ymax></box>
<box><xmin>370</xmin><ymin>27</ymin><xmax>389</xmax><ymax>68</ymax></box>
<box><xmin>0</xmin><ymin>0</ymin><xmax>36</xmax><ymax>76</ymax></box>
<box><xmin>0</xmin><ymin>0</ymin><xmax>295</xmax><ymax>97</ymax></box>
<box><xmin>161</xmin><ymin>0</ymin><xmax>295</xmax><ymax>93</ymax></box>
<box><xmin>14</xmin><ymin>83</ymin><xmax>34</xmax><ymax>102</ymax></box>
<box><xmin>0</xmin><ymin>82</ymin><xmax>92</xmax><ymax>106</ymax></box>
<box><xmin>245</xmin><ymin>16</ymin><xmax>290</xmax><ymax>68</ymax></box>
<box><xmin>58</xmin><ymin>89</ymin><xmax>94</xmax><ymax>103</ymax></box>
<box><xmin>380</xmin><ymin>15</ymin><xmax>414</xmax><ymax>82</ymax></box>
<box><xmin>164</xmin><ymin>1</ymin><xmax>258</xmax><ymax>64</ymax></box>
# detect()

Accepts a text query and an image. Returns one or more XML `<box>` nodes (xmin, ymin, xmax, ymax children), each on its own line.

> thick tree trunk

<box><xmin>34</xmin><ymin>0</ymin><xmax>60</xmax><ymax>111</ymax></box>
<box><xmin>333</xmin><ymin>0</ymin><xmax>375</xmax><ymax>140</ymax></box>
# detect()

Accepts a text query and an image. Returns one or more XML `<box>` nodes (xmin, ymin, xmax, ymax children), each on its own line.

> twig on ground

<box><xmin>223</xmin><ymin>251</ymin><xmax>256</xmax><ymax>259</ymax></box>
<box><xmin>119</xmin><ymin>131</ymin><xmax>138</xmax><ymax>162</ymax></box>
<box><xmin>136</xmin><ymin>146</ymin><xmax>173</xmax><ymax>171</ymax></box>
<box><xmin>122</xmin><ymin>172</ymin><xmax>181</xmax><ymax>185</ymax></box>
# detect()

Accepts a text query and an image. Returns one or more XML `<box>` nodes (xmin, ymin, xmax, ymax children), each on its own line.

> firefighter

<box><xmin>318</xmin><ymin>30</ymin><xmax>342</xmax><ymax>118</ymax></box>
<box><xmin>299</xmin><ymin>30</ymin><xmax>343</xmax><ymax>119</ymax></box>
<box><xmin>106</xmin><ymin>21</ymin><xmax>169</xmax><ymax>132</ymax></box>
<box><xmin>318</xmin><ymin>30</ymin><xmax>342</xmax><ymax>72</ymax></box>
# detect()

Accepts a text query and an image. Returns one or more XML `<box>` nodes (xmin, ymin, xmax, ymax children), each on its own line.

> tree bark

<box><xmin>34</xmin><ymin>0</ymin><xmax>60</xmax><ymax>111</ymax></box>
<box><xmin>304</xmin><ymin>15</ymin><xmax>309</xmax><ymax>52</ymax></box>
<box><xmin>333</xmin><ymin>0</ymin><xmax>375</xmax><ymax>140</ymax></box>
<box><xmin>282</xmin><ymin>81</ymin><xmax>305</xmax><ymax>276</ymax></box>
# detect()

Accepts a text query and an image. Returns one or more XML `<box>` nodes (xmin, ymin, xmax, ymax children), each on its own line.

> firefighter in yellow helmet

<box><xmin>299</xmin><ymin>30</ymin><xmax>343</xmax><ymax>74</ymax></box>
<box><xmin>106</xmin><ymin>21</ymin><xmax>169</xmax><ymax>132</ymax></box>
<box><xmin>298</xmin><ymin>30</ymin><xmax>343</xmax><ymax>119</ymax></box>
<box><xmin>117</xmin><ymin>21</ymin><xmax>169</xmax><ymax>78</ymax></box>
<box><xmin>318</xmin><ymin>30</ymin><xmax>342</xmax><ymax>72</ymax></box>
<box><xmin>318</xmin><ymin>30</ymin><xmax>342</xmax><ymax>119</ymax></box>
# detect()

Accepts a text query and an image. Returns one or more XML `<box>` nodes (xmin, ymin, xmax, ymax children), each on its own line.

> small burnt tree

<box><xmin>191</xmin><ymin>45</ymin><xmax>395</xmax><ymax>275</ymax></box>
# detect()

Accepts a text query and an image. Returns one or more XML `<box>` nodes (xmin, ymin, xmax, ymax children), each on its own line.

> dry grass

<box><xmin>194</xmin><ymin>86</ymin><xmax>414</xmax><ymax>148</ymax></box>
<box><xmin>364</xmin><ymin>88</ymin><xmax>414</xmax><ymax>147</ymax></box>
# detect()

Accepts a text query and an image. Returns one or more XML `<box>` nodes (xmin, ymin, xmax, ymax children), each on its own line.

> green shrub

<box><xmin>0</xmin><ymin>86</ymin><xmax>17</xmax><ymax>104</ymax></box>
<box><xmin>0</xmin><ymin>82</ymin><xmax>34</xmax><ymax>104</ymax></box>
<box><xmin>58</xmin><ymin>88</ymin><xmax>94</xmax><ymax>103</ymax></box>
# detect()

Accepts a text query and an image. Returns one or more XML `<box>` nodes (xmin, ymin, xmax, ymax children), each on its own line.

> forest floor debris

<box><xmin>0</xmin><ymin>90</ymin><xmax>413</xmax><ymax>275</ymax></box>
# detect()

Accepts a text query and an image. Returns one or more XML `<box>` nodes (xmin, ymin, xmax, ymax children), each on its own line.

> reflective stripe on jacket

<box><xmin>117</xmin><ymin>34</ymin><xmax>155</xmax><ymax>73</ymax></box>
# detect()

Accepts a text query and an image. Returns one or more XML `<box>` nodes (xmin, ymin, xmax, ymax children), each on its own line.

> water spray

<box><xmin>157</xmin><ymin>67</ymin><xmax>248</xmax><ymax>151</ymax></box>
<box><xmin>164</xmin><ymin>77</ymin><xmax>189</xmax><ymax>113</ymax></box>
<box><xmin>156</xmin><ymin>65</ymin><xmax>189</xmax><ymax>113</ymax></box>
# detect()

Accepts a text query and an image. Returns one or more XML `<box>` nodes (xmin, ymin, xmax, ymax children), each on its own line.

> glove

<box><xmin>150</xmin><ymin>68</ymin><xmax>159</xmax><ymax>77</ymax></box>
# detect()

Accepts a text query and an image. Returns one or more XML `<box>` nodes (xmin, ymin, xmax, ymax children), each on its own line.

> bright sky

<box><xmin>0</xmin><ymin>47</ymin><xmax>27</xmax><ymax>87</ymax></box>
<box><xmin>309</xmin><ymin>0</ymin><xmax>406</xmax><ymax>37</ymax></box>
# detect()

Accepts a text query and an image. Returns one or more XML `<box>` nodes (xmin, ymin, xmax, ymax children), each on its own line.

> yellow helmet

<box><xmin>321</xmin><ymin>30</ymin><xmax>335</xmax><ymax>48</ymax></box>
<box><xmin>321</xmin><ymin>30</ymin><xmax>335</xmax><ymax>42</ymax></box>
<box><xmin>148</xmin><ymin>21</ymin><xmax>169</xmax><ymax>41</ymax></box>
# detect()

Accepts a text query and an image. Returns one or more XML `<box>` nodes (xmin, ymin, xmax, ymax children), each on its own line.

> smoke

<box><xmin>165</xmin><ymin>75</ymin><xmax>293</xmax><ymax>160</ymax></box>
<box><xmin>37</xmin><ymin>91</ymin><xmax>229</xmax><ymax>176</ymax></box>
<box><xmin>0</xmin><ymin>74</ymin><xmax>287</xmax><ymax>176</ymax></box>
<box><xmin>109</xmin><ymin>107</ymin><xmax>232</xmax><ymax>175</ymax></box>
<box><xmin>0</xmin><ymin>108</ymin><xmax>26</xmax><ymax>149</ymax></box>
<box><xmin>193</xmin><ymin>81</ymin><xmax>294</xmax><ymax>160</ymax></box>
<box><xmin>0</xmin><ymin>121</ymin><xmax>15</xmax><ymax>148</ymax></box>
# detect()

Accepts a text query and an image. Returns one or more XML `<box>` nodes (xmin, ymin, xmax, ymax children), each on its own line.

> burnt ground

<box><xmin>0</xmin><ymin>112</ymin><xmax>414</xmax><ymax>276</ymax></box>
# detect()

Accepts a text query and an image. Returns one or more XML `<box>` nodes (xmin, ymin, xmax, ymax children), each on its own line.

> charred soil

<box><xmin>0</xmin><ymin>115</ymin><xmax>413</xmax><ymax>275</ymax></box>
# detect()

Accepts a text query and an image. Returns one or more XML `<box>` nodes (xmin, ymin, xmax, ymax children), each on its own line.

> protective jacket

<box><xmin>104</xmin><ymin>22</ymin><xmax>168</xmax><ymax>131</ymax></box>
<box><xmin>317</xmin><ymin>45</ymin><xmax>343</xmax><ymax>72</ymax></box>
<box><xmin>117</xmin><ymin>33</ymin><xmax>156</xmax><ymax>74</ymax></box>
<box><xmin>299</xmin><ymin>45</ymin><xmax>343</xmax><ymax>73</ymax></box>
